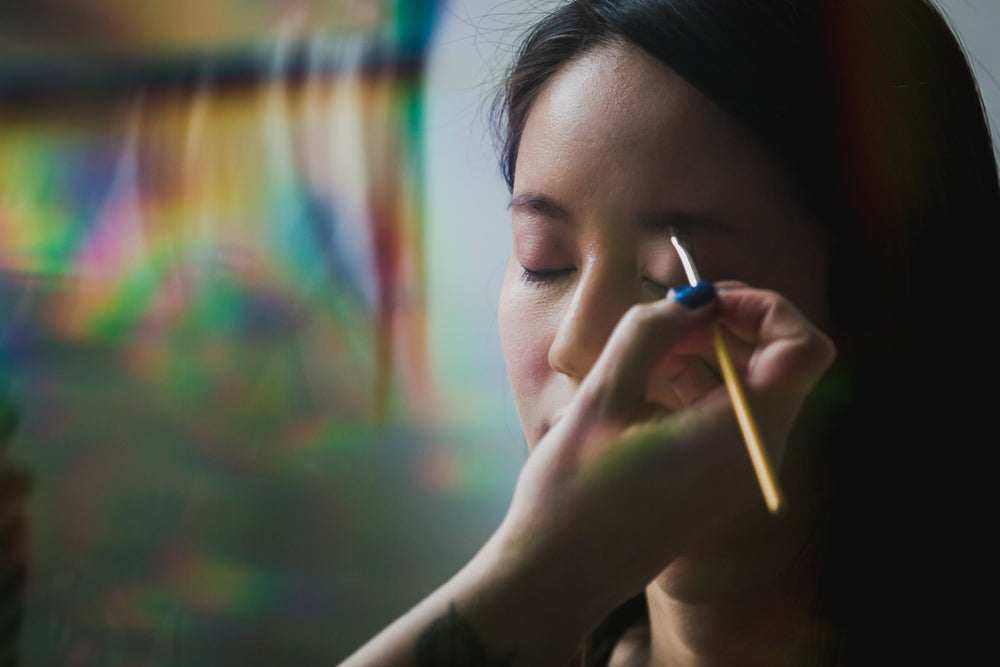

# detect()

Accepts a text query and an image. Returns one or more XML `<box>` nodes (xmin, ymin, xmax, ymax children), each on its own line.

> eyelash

<box><xmin>521</xmin><ymin>267</ymin><xmax>672</xmax><ymax>298</ymax></box>
<box><xmin>520</xmin><ymin>267</ymin><xmax>568</xmax><ymax>286</ymax></box>
<box><xmin>645</xmin><ymin>278</ymin><xmax>671</xmax><ymax>298</ymax></box>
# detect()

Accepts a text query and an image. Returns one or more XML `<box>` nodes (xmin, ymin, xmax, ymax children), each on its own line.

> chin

<box><xmin>651</xmin><ymin>552</ymin><xmax>760</xmax><ymax>604</ymax></box>
<box><xmin>651</xmin><ymin>501</ymin><xmax>818</xmax><ymax>605</ymax></box>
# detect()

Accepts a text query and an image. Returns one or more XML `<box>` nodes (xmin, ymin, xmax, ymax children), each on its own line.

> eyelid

<box><xmin>522</xmin><ymin>267</ymin><xmax>670</xmax><ymax>298</ymax></box>
<box><xmin>520</xmin><ymin>267</ymin><xmax>571</xmax><ymax>287</ymax></box>
<box><xmin>643</xmin><ymin>276</ymin><xmax>671</xmax><ymax>298</ymax></box>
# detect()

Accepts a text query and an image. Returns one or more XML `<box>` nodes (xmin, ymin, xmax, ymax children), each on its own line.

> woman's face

<box><xmin>498</xmin><ymin>42</ymin><xmax>829</xmax><ymax>448</ymax></box>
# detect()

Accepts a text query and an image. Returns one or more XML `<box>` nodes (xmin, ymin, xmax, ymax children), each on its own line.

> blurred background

<box><xmin>0</xmin><ymin>1</ymin><xmax>996</xmax><ymax>664</ymax></box>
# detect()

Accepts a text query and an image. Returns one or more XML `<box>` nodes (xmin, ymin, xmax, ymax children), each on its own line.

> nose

<box><xmin>547</xmin><ymin>264</ymin><xmax>632</xmax><ymax>380</ymax></box>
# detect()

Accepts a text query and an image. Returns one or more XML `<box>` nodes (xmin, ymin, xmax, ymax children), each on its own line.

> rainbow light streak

<box><xmin>0</xmin><ymin>27</ymin><xmax>436</xmax><ymax>413</ymax></box>
<box><xmin>0</xmin><ymin>1</ymin><xmax>460</xmax><ymax>663</ymax></box>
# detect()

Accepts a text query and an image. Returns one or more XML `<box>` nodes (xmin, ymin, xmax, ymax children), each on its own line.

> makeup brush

<box><xmin>668</xmin><ymin>227</ymin><xmax>785</xmax><ymax>516</ymax></box>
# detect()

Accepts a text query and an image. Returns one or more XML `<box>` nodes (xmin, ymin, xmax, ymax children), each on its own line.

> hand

<box><xmin>493</xmin><ymin>283</ymin><xmax>835</xmax><ymax>626</ymax></box>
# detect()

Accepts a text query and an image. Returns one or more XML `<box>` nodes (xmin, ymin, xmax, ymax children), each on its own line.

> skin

<box><xmin>498</xmin><ymin>42</ymin><xmax>832</xmax><ymax>665</ymax></box>
<box><xmin>500</xmin><ymin>42</ymin><xmax>829</xmax><ymax>451</ymax></box>
<box><xmin>343</xmin><ymin>40</ymin><xmax>834</xmax><ymax>667</ymax></box>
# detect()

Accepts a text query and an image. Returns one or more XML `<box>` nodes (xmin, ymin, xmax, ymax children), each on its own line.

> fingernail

<box><xmin>669</xmin><ymin>281</ymin><xmax>716</xmax><ymax>309</ymax></box>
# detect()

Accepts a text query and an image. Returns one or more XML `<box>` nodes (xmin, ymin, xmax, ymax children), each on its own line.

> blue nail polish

<box><xmin>670</xmin><ymin>281</ymin><xmax>716</xmax><ymax>308</ymax></box>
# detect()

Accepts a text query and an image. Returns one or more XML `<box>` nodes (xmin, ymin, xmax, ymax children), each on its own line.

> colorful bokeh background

<box><xmin>0</xmin><ymin>1</ymin><xmax>996</xmax><ymax>664</ymax></box>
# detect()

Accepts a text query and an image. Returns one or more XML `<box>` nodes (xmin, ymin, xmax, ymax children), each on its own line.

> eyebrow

<box><xmin>638</xmin><ymin>211</ymin><xmax>723</xmax><ymax>235</ymax></box>
<box><xmin>510</xmin><ymin>192</ymin><xmax>723</xmax><ymax>233</ymax></box>
<box><xmin>509</xmin><ymin>192</ymin><xmax>570</xmax><ymax>221</ymax></box>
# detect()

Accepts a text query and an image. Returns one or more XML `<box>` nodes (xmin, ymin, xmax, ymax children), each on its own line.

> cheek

<box><xmin>498</xmin><ymin>266</ymin><xmax>557</xmax><ymax>412</ymax></box>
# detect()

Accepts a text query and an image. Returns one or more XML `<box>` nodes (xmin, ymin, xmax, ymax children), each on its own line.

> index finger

<box><xmin>715</xmin><ymin>287</ymin><xmax>836</xmax><ymax>396</ymax></box>
<box><xmin>577</xmin><ymin>284</ymin><xmax>719</xmax><ymax>422</ymax></box>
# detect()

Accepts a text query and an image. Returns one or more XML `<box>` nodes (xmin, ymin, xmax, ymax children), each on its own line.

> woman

<box><xmin>345</xmin><ymin>0</ymin><xmax>998</xmax><ymax>664</ymax></box>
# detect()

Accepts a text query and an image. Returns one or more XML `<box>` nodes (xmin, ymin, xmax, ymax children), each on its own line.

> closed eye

<box><xmin>520</xmin><ymin>267</ymin><xmax>572</xmax><ymax>286</ymax></box>
<box><xmin>643</xmin><ymin>277</ymin><xmax>671</xmax><ymax>298</ymax></box>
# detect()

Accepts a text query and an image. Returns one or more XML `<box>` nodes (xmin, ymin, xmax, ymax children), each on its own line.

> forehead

<box><xmin>511</xmin><ymin>42</ymin><xmax>831</xmax><ymax>327</ymax></box>
<box><xmin>525</xmin><ymin>42</ymin><xmax>719</xmax><ymax>156</ymax></box>
<box><xmin>515</xmin><ymin>42</ymin><xmax>791</xmax><ymax>216</ymax></box>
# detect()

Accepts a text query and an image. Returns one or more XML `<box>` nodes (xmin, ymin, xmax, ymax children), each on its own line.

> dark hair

<box><xmin>495</xmin><ymin>1</ymin><xmax>1000</xmax><ymax>664</ymax></box>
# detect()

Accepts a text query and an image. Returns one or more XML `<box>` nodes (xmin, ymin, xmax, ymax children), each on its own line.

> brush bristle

<box><xmin>667</xmin><ymin>225</ymin><xmax>691</xmax><ymax>250</ymax></box>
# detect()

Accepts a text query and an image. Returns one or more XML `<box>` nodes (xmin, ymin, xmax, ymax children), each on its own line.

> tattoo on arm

<box><xmin>415</xmin><ymin>603</ymin><xmax>516</xmax><ymax>666</ymax></box>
